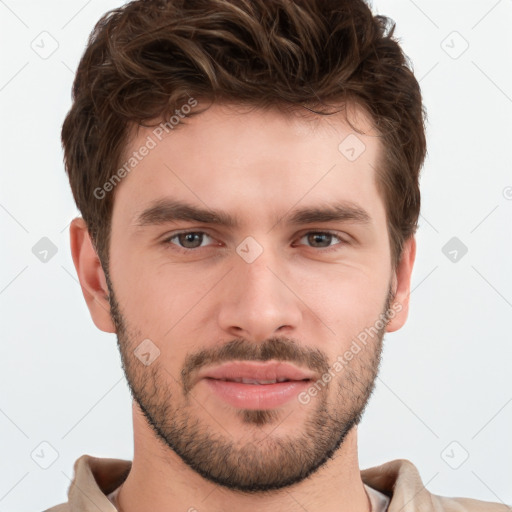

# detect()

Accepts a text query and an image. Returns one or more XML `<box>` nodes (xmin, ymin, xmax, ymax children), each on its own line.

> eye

<box><xmin>163</xmin><ymin>231</ymin><xmax>215</xmax><ymax>250</ymax></box>
<box><xmin>161</xmin><ymin>230</ymin><xmax>347</xmax><ymax>253</ymax></box>
<box><xmin>297</xmin><ymin>231</ymin><xmax>345</xmax><ymax>250</ymax></box>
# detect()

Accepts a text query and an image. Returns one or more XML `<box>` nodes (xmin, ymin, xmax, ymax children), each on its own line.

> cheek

<box><xmin>112</xmin><ymin>256</ymin><xmax>220</xmax><ymax>343</ymax></box>
<box><xmin>295</xmin><ymin>261</ymin><xmax>391</xmax><ymax>342</ymax></box>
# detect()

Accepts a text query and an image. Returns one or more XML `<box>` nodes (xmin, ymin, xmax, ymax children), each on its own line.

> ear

<box><xmin>386</xmin><ymin>235</ymin><xmax>416</xmax><ymax>333</ymax></box>
<box><xmin>69</xmin><ymin>217</ymin><xmax>116</xmax><ymax>333</ymax></box>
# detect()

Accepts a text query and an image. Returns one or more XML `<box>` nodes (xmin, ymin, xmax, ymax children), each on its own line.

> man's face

<box><xmin>104</xmin><ymin>102</ymin><xmax>402</xmax><ymax>491</ymax></box>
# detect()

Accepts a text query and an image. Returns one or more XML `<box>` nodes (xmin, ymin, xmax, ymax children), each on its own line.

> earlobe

<box><xmin>69</xmin><ymin>217</ymin><xmax>116</xmax><ymax>333</ymax></box>
<box><xmin>386</xmin><ymin>236</ymin><xmax>416</xmax><ymax>333</ymax></box>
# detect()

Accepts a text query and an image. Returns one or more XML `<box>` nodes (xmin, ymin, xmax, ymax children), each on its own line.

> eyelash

<box><xmin>161</xmin><ymin>230</ymin><xmax>347</xmax><ymax>254</ymax></box>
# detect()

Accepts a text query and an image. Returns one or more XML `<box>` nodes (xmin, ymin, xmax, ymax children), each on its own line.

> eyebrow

<box><xmin>133</xmin><ymin>198</ymin><xmax>371</xmax><ymax>228</ymax></box>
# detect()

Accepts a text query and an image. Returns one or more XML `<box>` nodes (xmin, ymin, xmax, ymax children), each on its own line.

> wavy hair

<box><xmin>62</xmin><ymin>0</ymin><xmax>426</xmax><ymax>270</ymax></box>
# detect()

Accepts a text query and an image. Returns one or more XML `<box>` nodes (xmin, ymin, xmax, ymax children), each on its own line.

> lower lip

<box><xmin>203</xmin><ymin>378</ymin><xmax>311</xmax><ymax>409</ymax></box>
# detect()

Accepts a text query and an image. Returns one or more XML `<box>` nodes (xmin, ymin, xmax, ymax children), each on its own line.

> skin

<box><xmin>70</xmin><ymin>101</ymin><xmax>416</xmax><ymax>512</ymax></box>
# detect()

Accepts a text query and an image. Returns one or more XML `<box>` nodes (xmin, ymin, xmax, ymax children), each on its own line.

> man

<box><xmin>46</xmin><ymin>0</ymin><xmax>509</xmax><ymax>511</ymax></box>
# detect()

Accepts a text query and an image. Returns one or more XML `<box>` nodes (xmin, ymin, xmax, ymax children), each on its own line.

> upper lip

<box><xmin>196</xmin><ymin>361</ymin><xmax>317</xmax><ymax>384</ymax></box>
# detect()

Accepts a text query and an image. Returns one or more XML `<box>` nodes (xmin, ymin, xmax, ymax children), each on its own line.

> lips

<box><xmin>197</xmin><ymin>360</ymin><xmax>316</xmax><ymax>384</ymax></box>
<box><xmin>195</xmin><ymin>361</ymin><xmax>317</xmax><ymax>410</ymax></box>
<box><xmin>216</xmin><ymin>377</ymin><xmax>292</xmax><ymax>384</ymax></box>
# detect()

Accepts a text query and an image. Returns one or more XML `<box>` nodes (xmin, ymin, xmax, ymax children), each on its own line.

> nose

<box><xmin>216</xmin><ymin>248</ymin><xmax>303</xmax><ymax>342</ymax></box>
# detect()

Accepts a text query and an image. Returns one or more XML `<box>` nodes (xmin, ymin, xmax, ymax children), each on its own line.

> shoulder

<box><xmin>361</xmin><ymin>458</ymin><xmax>511</xmax><ymax>511</ymax></box>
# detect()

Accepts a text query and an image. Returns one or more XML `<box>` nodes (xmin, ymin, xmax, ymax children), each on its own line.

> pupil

<box><xmin>309</xmin><ymin>233</ymin><xmax>330</xmax><ymax>247</ymax></box>
<box><xmin>180</xmin><ymin>233</ymin><xmax>202</xmax><ymax>248</ymax></box>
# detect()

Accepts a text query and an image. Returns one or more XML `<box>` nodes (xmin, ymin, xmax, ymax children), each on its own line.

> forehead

<box><xmin>112</xmin><ymin>101</ymin><xmax>385</xmax><ymax>228</ymax></box>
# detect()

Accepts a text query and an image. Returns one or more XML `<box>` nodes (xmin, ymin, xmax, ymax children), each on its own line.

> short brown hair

<box><xmin>62</xmin><ymin>0</ymin><xmax>426</xmax><ymax>271</ymax></box>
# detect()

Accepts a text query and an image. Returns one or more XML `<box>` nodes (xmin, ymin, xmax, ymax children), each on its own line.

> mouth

<box><xmin>196</xmin><ymin>361</ymin><xmax>316</xmax><ymax>410</ymax></box>
<box><xmin>198</xmin><ymin>360</ymin><xmax>316</xmax><ymax>382</ymax></box>
<box><xmin>208</xmin><ymin>377</ymin><xmax>307</xmax><ymax>384</ymax></box>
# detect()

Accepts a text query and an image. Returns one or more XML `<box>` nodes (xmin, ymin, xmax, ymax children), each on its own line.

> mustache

<box><xmin>181</xmin><ymin>337</ymin><xmax>330</xmax><ymax>393</ymax></box>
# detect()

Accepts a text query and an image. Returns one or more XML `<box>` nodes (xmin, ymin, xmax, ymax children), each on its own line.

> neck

<box><xmin>116</xmin><ymin>401</ymin><xmax>371</xmax><ymax>512</ymax></box>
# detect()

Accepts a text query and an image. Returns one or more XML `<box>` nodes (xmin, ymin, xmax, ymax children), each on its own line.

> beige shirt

<box><xmin>44</xmin><ymin>454</ymin><xmax>511</xmax><ymax>512</ymax></box>
<box><xmin>105</xmin><ymin>477</ymin><xmax>390</xmax><ymax>511</ymax></box>
<box><xmin>105</xmin><ymin>475</ymin><xmax>390</xmax><ymax>511</ymax></box>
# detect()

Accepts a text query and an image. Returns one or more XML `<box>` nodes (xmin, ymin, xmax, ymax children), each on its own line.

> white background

<box><xmin>0</xmin><ymin>0</ymin><xmax>511</xmax><ymax>510</ymax></box>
